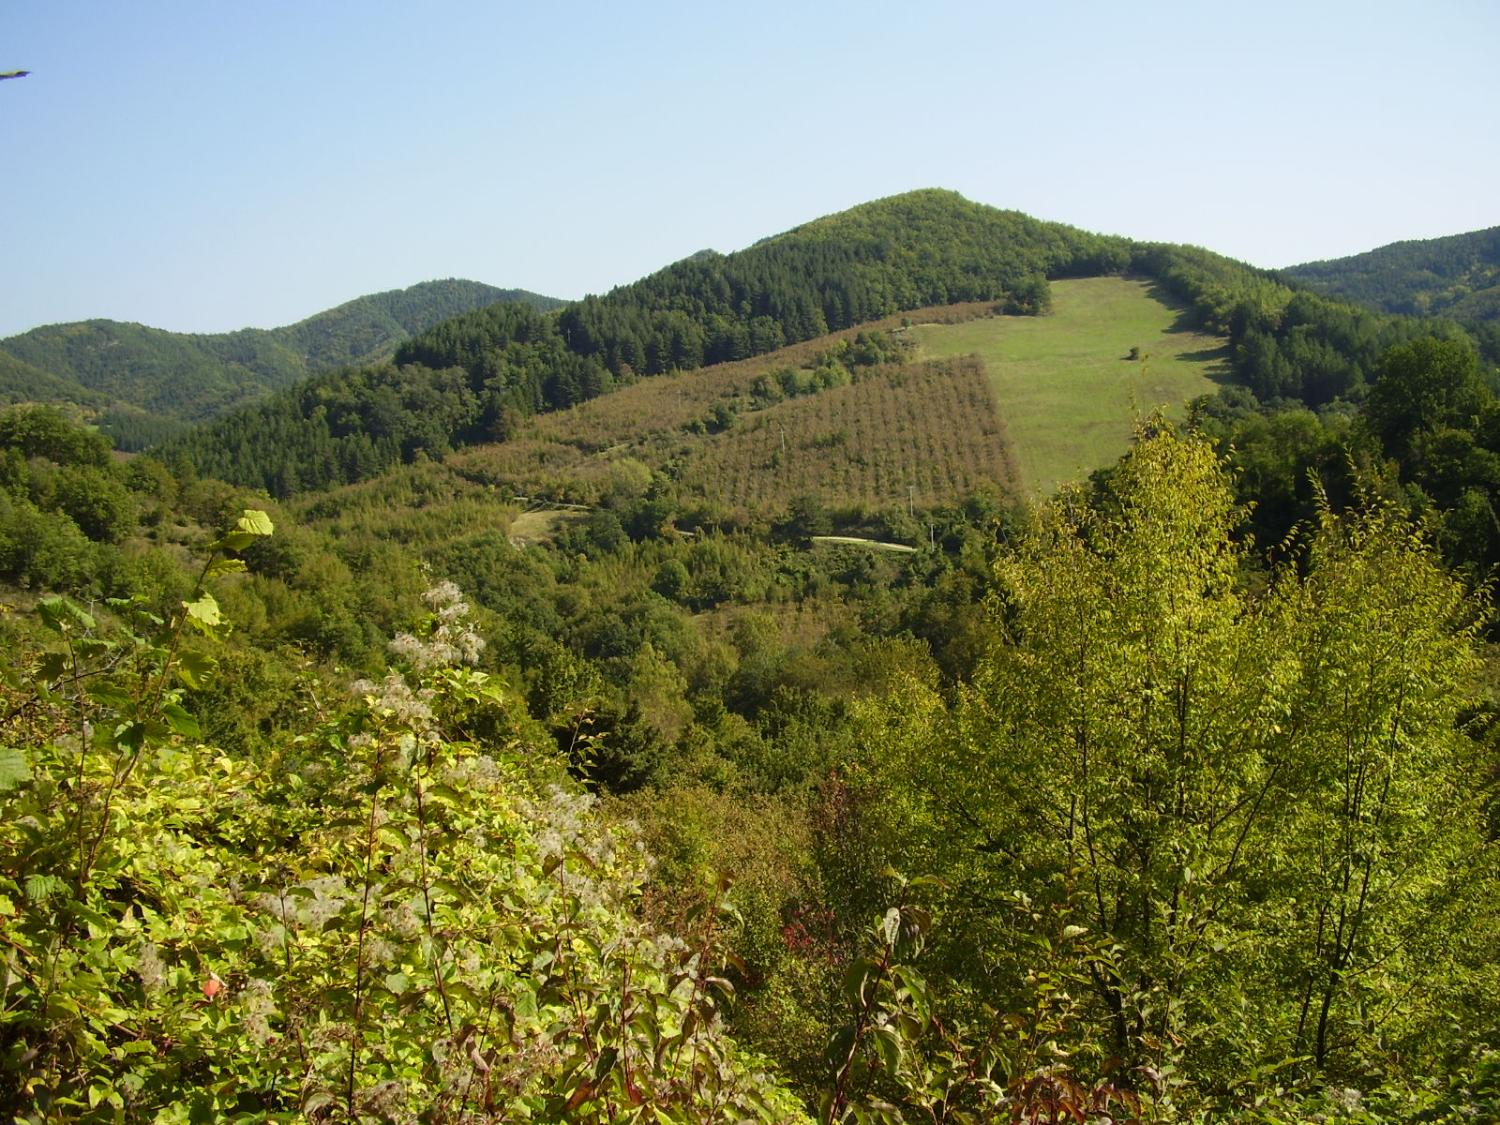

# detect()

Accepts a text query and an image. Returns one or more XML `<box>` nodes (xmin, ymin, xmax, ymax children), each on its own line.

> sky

<box><xmin>1</xmin><ymin>0</ymin><xmax>1497</xmax><ymax>338</ymax></box>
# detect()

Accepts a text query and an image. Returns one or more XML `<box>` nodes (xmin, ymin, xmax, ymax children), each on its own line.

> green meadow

<box><xmin>913</xmin><ymin>276</ymin><xmax>1228</xmax><ymax>493</ymax></box>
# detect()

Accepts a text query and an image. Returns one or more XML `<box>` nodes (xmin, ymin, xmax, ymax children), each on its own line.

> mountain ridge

<box><xmin>161</xmin><ymin>188</ymin><xmax>1467</xmax><ymax>497</ymax></box>
<box><xmin>1284</xmin><ymin>224</ymin><xmax>1500</xmax><ymax>322</ymax></box>
<box><xmin>0</xmin><ymin>279</ymin><xmax>565</xmax><ymax>446</ymax></box>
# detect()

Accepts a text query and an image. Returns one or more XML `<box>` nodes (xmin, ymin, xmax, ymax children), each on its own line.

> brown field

<box><xmin>521</xmin><ymin>301</ymin><xmax>998</xmax><ymax>453</ymax></box>
<box><xmin>449</xmin><ymin>302</ymin><xmax>1015</xmax><ymax>519</ymax></box>
<box><xmin>671</xmin><ymin>357</ymin><xmax>1014</xmax><ymax>514</ymax></box>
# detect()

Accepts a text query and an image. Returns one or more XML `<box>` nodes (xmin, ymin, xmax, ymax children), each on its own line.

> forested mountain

<box><xmin>0</xmin><ymin>279</ymin><xmax>562</xmax><ymax>447</ymax></box>
<box><xmin>161</xmin><ymin>190</ymin><xmax>1475</xmax><ymax>503</ymax></box>
<box><xmin>548</xmin><ymin>189</ymin><xmax>1128</xmax><ymax>374</ymax></box>
<box><xmin>1285</xmin><ymin>225</ymin><xmax>1500</xmax><ymax>322</ymax></box>
<box><xmin>161</xmin><ymin>191</ymin><xmax>1125</xmax><ymax>493</ymax></box>
<box><xmin>0</xmin><ymin>348</ymin><xmax>106</xmax><ymax>410</ymax></box>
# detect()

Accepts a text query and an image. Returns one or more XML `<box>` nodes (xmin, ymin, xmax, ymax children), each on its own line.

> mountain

<box><xmin>0</xmin><ymin>347</ymin><xmax>107</xmax><ymax>411</ymax></box>
<box><xmin>165</xmin><ymin>189</ymin><xmax>1461</xmax><ymax>498</ymax></box>
<box><xmin>0</xmin><ymin>280</ymin><xmax>565</xmax><ymax>446</ymax></box>
<box><xmin>161</xmin><ymin>191</ymin><xmax>1144</xmax><ymax>494</ymax></box>
<box><xmin>1284</xmin><ymin>225</ymin><xmax>1500</xmax><ymax>322</ymax></box>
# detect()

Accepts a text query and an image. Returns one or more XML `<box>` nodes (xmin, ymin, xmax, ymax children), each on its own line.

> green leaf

<box><xmin>208</xmin><ymin>511</ymin><xmax>275</xmax><ymax>554</ymax></box>
<box><xmin>385</xmin><ymin>972</ymin><xmax>410</xmax><ymax>995</ymax></box>
<box><xmin>113</xmin><ymin>720</ymin><xmax>148</xmax><ymax>751</ymax></box>
<box><xmin>183</xmin><ymin>592</ymin><xmax>221</xmax><ymax>630</ymax></box>
<box><xmin>377</xmin><ymin>825</ymin><xmax>409</xmax><ymax>852</ymax></box>
<box><xmin>37</xmin><ymin>595</ymin><xmax>95</xmax><ymax>634</ymax></box>
<box><xmin>214</xmin><ymin>531</ymin><xmax>256</xmax><ymax>552</ymax></box>
<box><xmin>85</xmin><ymin>682</ymin><xmax>133</xmax><ymax>711</ymax></box>
<box><xmin>871</xmin><ymin>1026</ymin><xmax>902</xmax><ymax>1076</ymax></box>
<box><xmin>237</xmin><ymin>509</ymin><xmax>274</xmax><ymax>537</ymax></box>
<box><xmin>204</xmin><ymin>557</ymin><xmax>247</xmax><ymax>578</ymax></box>
<box><xmin>176</xmin><ymin>651</ymin><xmax>217</xmax><ymax>691</ymax></box>
<box><xmin>25</xmin><ymin>873</ymin><xmax>64</xmax><ymax>902</ymax></box>
<box><xmin>73</xmin><ymin>638</ymin><xmax>116</xmax><ymax>660</ymax></box>
<box><xmin>161</xmin><ymin>702</ymin><xmax>201</xmax><ymax>740</ymax></box>
<box><xmin>593</xmin><ymin>1046</ymin><xmax>619</xmax><ymax>1081</ymax></box>
<box><xmin>430</xmin><ymin>878</ymin><xmax>469</xmax><ymax>903</ymax></box>
<box><xmin>0</xmin><ymin>747</ymin><xmax>31</xmax><ymax>792</ymax></box>
<box><xmin>513</xmin><ymin>985</ymin><xmax>537</xmax><ymax>1020</ymax></box>
<box><xmin>36</xmin><ymin>652</ymin><xmax>67</xmax><ymax>684</ymax></box>
<box><xmin>843</xmin><ymin>957</ymin><xmax>877</xmax><ymax>1007</ymax></box>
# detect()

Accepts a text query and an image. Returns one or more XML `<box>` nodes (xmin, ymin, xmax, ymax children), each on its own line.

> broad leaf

<box><xmin>176</xmin><ymin>651</ymin><xmax>217</xmax><ymax>690</ymax></box>
<box><xmin>161</xmin><ymin>702</ymin><xmax>201</xmax><ymax>739</ymax></box>
<box><xmin>0</xmin><ymin>746</ymin><xmax>31</xmax><ymax>792</ymax></box>
<box><xmin>183</xmin><ymin>592</ymin><xmax>222</xmax><ymax>634</ymax></box>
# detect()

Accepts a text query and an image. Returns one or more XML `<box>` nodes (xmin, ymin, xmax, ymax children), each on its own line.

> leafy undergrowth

<box><xmin>0</xmin><ymin>520</ymin><xmax>809</xmax><ymax>1123</ymax></box>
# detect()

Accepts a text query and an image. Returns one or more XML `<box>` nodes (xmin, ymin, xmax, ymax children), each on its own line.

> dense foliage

<box><xmin>3</xmin><ymin>395</ymin><xmax>1496</xmax><ymax>1121</ymax></box>
<box><xmin>0</xmin><ymin>556</ymin><xmax>809</xmax><ymax>1122</ymax></box>
<box><xmin>548</xmin><ymin>190</ymin><xmax>1127</xmax><ymax>378</ymax></box>
<box><xmin>0</xmin><ymin>352</ymin><xmax>106</xmax><ymax>413</ymax></box>
<box><xmin>829</xmin><ymin>429</ymin><xmax>1497</xmax><ymax>1113</ymax></box>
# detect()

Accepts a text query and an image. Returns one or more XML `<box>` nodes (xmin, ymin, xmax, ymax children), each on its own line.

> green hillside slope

<box><xmin>0</xmin><ymin>348</ymin><xmax>107</xmax><ymax>410</ymax></box>
<box><xmin>914</xmin><ymin>276</ymin><xmax>1227</xmax><ymax>492</ymax></box>
<box><xmin>1284</xmin><ymin>225</ymin><xmax>1500</xmax><ymax>321</ymax></box>
<box><xmin>551</xmin><ymin>188</ymin><xmax>1131</xmax><ymax>375</ymax></box>
<box><xmin>0</xmin><ymin>280</ymin><xmax>562</xmax><ymax>441</ymax></box>
<box><xmin>164</xmin><ymin>190</ymin><xmax>1472</xmax><ymax>501</ymax></box>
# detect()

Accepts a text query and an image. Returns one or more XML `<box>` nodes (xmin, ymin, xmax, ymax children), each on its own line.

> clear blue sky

<box><xmin>2</xmin><ymin>0</ymin><xmax>1496</xmax><ymax>337</ymax></box>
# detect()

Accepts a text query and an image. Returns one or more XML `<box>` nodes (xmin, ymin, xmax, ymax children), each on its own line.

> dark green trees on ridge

<box><xmin>0</xmin><ymin>280</ymin><xmax>561</xmax><ymax>448</ymax></box>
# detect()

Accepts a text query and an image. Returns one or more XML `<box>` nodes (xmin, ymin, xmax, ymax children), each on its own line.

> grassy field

<box><xmin>912</xmin><ymin>277</ymin><xmax>1228</xmax><ymax>493</ymax></box>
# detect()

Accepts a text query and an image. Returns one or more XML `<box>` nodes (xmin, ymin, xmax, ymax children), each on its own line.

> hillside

<box><xmin>163</xmin><ymin>190</ymin><xmax>1477</xmax><ymax>503</ymax></box>
<box><xmin>550</xmin><ymin>188</ymin><xmax>1132</xmax><ymax>376</ymax></box>
<box><xmin>447</xmin><ymin>279</ymin><xmax>1226</xmax><ymax>516</ymax></box>
<box><xmin>0</xmin><ymin>279</ymin><xmax>563</xmax><ymax>445</ymax></box>
<box><xmin>450</xmin><ymin>307</ymin><xmax>1016</xmax><ymax>523</ymax></box>
<box><xmin>913</xmin><ymin>276</ymin><xmax>1226</xmax><ymax>492</ymax></box>
<box><xmin>0</xmin><ymin>347</ymin><xmax>107</xmax><ymax>410</ymax></box>
<box><xmin>1284</xmin><ymin>225</ymin><xmax>1500</xmax><ymax>322</ymax></box>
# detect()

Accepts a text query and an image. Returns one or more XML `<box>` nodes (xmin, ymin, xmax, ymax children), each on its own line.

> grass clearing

<box><xmin>810</xmin><ymin>536</ymin><xmax>918</xmax><ymax>553</ymax></box>
<box><xmin>507</xmin><ymin>508</ymin><xmax>584</xmax><ymax>547</ymax></box>
<box><xmin>912</xmin><ymin>277</ymin><xmax>1229</xmax><ymax>493</ymax></box>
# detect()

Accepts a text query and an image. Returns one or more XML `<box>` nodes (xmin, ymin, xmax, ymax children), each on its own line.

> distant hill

<box><xmin>549</xmin><ymin>188</ymin><xmax>1131</xmax><ymax>376</ymax></box>
<box><xmin>164</xmin><ymin>190</ymin><xmax>1466</xmax><ymax>499</ymax></box>
<box><xmin>0</xmin><ymin>280</ymin><xmax>565</xmax><ymax>446</ymax></box>
<box><xmin>0</xmin><ymin>348</ymin><xmax>106</xmax><ymax>411</ymax></box>
<box><xmin>1284</xmin><ymin>226</ymin><xmax>1500</xmax><ymax>322</ymax></box>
